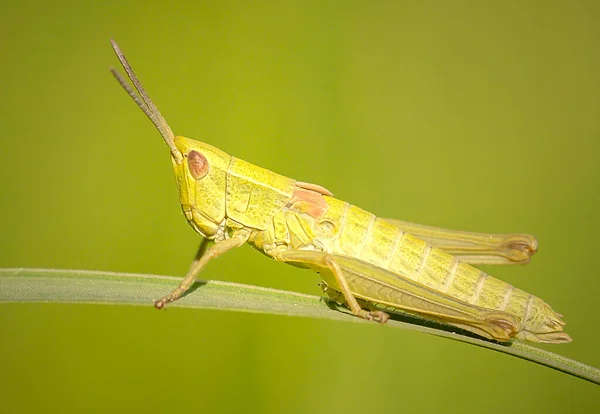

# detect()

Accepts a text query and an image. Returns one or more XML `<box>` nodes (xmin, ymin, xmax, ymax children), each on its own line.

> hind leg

<box><xmin>281</xmin><ymin>250</ymin><xmax>389</xmax><ymax>323</ymax></box>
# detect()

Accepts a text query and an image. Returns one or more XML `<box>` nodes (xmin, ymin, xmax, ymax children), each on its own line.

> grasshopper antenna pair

<box><xmin>110</xmin><ymin>40</ymin><xmax>183</xmax><ymax>164</ymax></box>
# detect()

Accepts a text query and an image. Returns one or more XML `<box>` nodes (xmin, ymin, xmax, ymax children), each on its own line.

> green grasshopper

<box><xmin>110</xmin><ymin>40</ymin><xmax>570</xmax><ymax>344</ymax></box>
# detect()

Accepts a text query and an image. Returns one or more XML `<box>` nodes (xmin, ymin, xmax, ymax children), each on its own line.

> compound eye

<box><xmin>187</xmin><ymin>150</ymin><xmax>209</xmax><ymax>179</ymax></box>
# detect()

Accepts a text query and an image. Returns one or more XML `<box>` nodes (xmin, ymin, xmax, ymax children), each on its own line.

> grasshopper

<box><xmin>110</xmin><ymin>40</ymin><xmax>570</xmax><ymax>343</ymax></box>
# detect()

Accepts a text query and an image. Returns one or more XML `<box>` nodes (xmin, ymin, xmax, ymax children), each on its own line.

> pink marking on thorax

<box><xmin>287</xmin><ymin>186</ymin><xmax>329</xmax><ymax>219</ymax></box>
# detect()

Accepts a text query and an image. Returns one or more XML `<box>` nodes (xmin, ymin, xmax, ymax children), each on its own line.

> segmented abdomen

<box><xmin>326</xmin><ymin>199</ymin><xmax>567</xmax><ymax>342</ymax></box>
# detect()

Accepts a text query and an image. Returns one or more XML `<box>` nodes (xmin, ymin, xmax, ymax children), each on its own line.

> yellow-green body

<box><xmin>173</xmin><ymin>136</ymin><xmax>567</xmax><ymax>343</ymax></box>
<box><xmin>110</xmin><ymin>40</ymin><xmax>570</xmax><ymax>344</ymax></box>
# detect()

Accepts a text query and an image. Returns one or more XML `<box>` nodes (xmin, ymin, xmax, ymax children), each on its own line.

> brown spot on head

<box><xmin>187</xmin><ymin>150</ymin><xmax>209</xmax><ymax>179</ymax></box>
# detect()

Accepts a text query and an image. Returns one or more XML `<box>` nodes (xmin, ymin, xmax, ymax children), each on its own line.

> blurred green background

<box><xmin>1</xmin><ymin>1</ymin><xmax>599</xmax><ymax>413</ymax></box>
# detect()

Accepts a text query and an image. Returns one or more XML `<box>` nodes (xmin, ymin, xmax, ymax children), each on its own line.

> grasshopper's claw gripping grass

<box><xmin>359</xmin><ymin>310</ymin><xmax>390</xmax><ymax>323</ymax></box>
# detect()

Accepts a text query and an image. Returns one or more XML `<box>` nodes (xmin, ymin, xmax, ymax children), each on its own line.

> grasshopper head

<box><xmin>171</xmin><ymin>136</ymin><xmax>231</xmax><ymax>238</ymax></box>
<box><xmin>110</xmin><ymin>40</ymin><xmax>231</xmax><ymax>239</ymax></box>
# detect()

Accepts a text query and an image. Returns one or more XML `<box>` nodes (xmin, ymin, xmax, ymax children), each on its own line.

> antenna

<box><xmin>110</xmin><ymin>39</ymin><xmax>183</xmax><ymax>163</ymax></box>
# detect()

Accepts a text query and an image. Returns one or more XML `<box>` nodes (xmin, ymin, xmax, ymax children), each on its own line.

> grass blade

<box><xmin>1</xmin><ymin>267</ymin><xmax>598</xmax><ymax>385</ymax></box>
